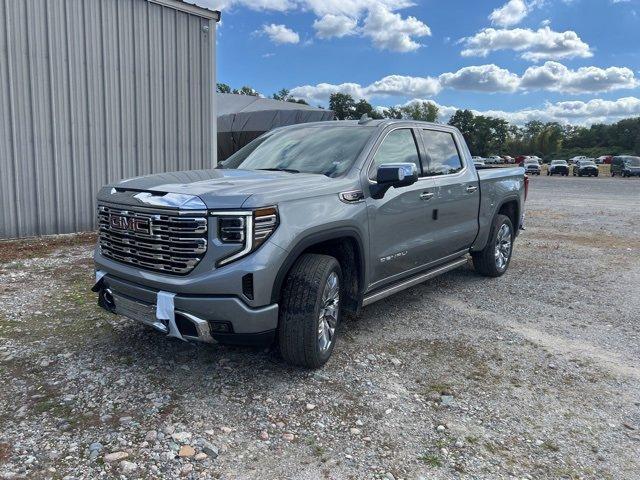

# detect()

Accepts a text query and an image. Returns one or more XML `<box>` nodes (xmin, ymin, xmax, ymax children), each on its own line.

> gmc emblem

<box><xmin>109</xmin><ymin>215</ymin><xmax>151</xmax><ymax>235</ymax></box>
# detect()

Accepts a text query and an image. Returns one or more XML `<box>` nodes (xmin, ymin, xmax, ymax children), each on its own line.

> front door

<box><xmin>365</xmin><ymin>128</ymin><xmax>437</xmax><ymax>289</ymax></box>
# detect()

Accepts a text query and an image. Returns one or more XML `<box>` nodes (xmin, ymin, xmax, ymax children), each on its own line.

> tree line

<box><xmin>216</xmin><ymin>85</ymin><xmax>640</xmax><ymax>159</ymax></box>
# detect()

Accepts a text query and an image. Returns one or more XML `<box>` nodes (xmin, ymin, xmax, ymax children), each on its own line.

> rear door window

<box><xmin>421</xmin><ymin>130</ymin><xmax>463</xmax><ymax>176</ymax></box>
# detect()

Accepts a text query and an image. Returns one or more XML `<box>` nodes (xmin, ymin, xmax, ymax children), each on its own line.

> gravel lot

<box><xmin>1</xmin><ymin>175</ymin><xmax>639</xmax><ymax>480</ymax></box>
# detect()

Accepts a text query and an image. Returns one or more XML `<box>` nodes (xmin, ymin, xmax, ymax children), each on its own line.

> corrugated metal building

<box><xmin>0</xmin><ymin>0</ymin><xmax>219</xmax><ymax>239</ymax></box>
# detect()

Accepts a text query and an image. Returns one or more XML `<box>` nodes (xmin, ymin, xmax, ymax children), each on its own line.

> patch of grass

<box><xmin>418</xmin><ymin>453</ymin><xmax>442</xmax><ymax>467</ymax></box>
<box><xmin>465</xmin><ymin>435</ymin><xmax>479</xmax><ymax>445</ymax></box>
<box><xmin>0</xmin><ymin>443</ymin><xmax>10</xmax><ymax>464</ymax></box>
<box><xmin>0</xmin><ymin>232</ymin><xmax>96</xmax><ymax>264</ymax></box>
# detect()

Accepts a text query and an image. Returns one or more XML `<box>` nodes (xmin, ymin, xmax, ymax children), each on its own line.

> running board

<box><xmin>362</xmin><ymin>256</ymin><xmax>469</xmax><ymax>307</ymax></box>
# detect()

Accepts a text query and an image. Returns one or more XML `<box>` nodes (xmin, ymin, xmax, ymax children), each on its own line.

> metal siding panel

<box><xmin>102</xmin><ymin>0</ymin><xmax>121</xmax><ymax>184</ymax></box>
<box><xmin>0</xmin><ymin>0</ymin><xmax>18</xmax><ymax>238</ymax></box>
<box><xmin>8</xmin><ymin>0</ymin><xmax>38</xmax><ymax>236</ymax></box>
<box><xmin>118</xmin><ymin>0</ymin><xmax>136</xmax><ymax>179</ymax></box>
<box><xmin>200</xmin><ymin>17</ymin><xmax>212</xmax><ymax>170</ymax></box>
<box><xmin>162</xmin><ymin>6</ymin><xmax>177</xmax><ymax>172</ymax></box>
<box><xmin>47</xmin><ymin>0</ymin><xmax>73</xmax><ymax>233</ymax></box>
<box><xmin>148</xmin><ymin>2</ymin><xmax>164</xmax><ymax>174</ymax></box>
<box><xmin>0</xmin><ymin>0</ymin><xmax>215</xmax><ymax>239</ymax></box>
<box><xmin>65</xmin><ymin>0</ymin><xmax>91</xmax><ymax>232</ymax></box>
<box><xmin>187</xmin><ymin>14</ymin><xmax>202</xmax><ymax>170</ymax></box>
<box><xmin>133</xmin><ymin>0</ymin><xmax>151</xmax><ymax>175</ymax></box>
<box><xmin>176</xmin><ymin>11</ymin><xmax>189</xmax><ymax>171</ymax></box>
<box><xmin>27</xmin><ymin>0</ymin><xmax>56</xmax><ymax>234</ymax></box>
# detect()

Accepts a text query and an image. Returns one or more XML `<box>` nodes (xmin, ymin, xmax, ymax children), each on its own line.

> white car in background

<box><xmin>570</xmin><ymin>155</ymin><xmax>588</xmax><ymax>165</ymax></box>
<box><xmin>472</xmin><ymin>156</ymin><xmax>486</xmax><ymax>168</ymax></box>
<box><xmin>485</xmin><ymin>155</ymin><xmax>503</xmax><ymax>164</ymax></box>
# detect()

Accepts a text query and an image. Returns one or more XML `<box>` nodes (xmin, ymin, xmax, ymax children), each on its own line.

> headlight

<box><xmin>213</xmin><ymin>207</ymin><xmax>279</xmax><ymax>267</ymax></box>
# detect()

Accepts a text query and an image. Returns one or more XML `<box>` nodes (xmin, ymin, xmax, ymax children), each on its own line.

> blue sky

<box><xmin>198</xmin><ymin>0</ymin><xmax>640</xmax><ymax>125</ymax></box>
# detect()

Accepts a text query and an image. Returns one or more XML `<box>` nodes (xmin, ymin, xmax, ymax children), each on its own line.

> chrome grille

<box><xmin>98</xmin><ymin>205</ymin><xmax>208</xmax><ymax>275</ymax></box>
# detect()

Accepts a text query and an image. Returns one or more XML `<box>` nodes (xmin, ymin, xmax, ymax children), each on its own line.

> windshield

<box><xmin>220</xmin><ymin>126</ymin><xmax>374</xmax><ymax>177</ymax></box>
<box><xmin>552</xmin><ymin>160</ymin><xmax>567</xmax><ymax>165</ymax></box>
<box><xmin>580</xmin><ymin>161</ymin><xmax>596</xmax><ymax>166</ymax></box>
<box><xmin>623</xmin><ymin>157</ymin><xmax>640</xmax><ymax>166</ymax></box>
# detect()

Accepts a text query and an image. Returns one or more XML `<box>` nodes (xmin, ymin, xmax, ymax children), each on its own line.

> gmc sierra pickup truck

<box><xmin>93</xmin><ymin>119</ymin><xmax>526</xmax><ymax>368</ymax></box>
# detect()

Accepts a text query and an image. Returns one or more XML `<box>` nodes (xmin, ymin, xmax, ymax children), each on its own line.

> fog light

<box><xmin>209</xmin><ymin>322</ymin><xmax>232</xmax><ymax>333</ymax></box>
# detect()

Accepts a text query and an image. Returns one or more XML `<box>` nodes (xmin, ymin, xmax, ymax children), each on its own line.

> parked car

<box><xmin>92</xmin><ymin>120</ymin><xmax>527</xmax><ymax>368</ymax></box>
<box><xmin>486</xmin><ymin>155</ymin><xmax>503</xmax><ymax>164</ymax></box>
<box><xmin>611</xmin><ymin>155</ymin><xmax>640</xmax><ymax>177</ymax></box>
<box><xmin>547</xmin><ymin>160</ymin><xmax>569</xmax><ymax>176</ymax></box>
<box><xmin>523</xmin><ymin>158</ymin><xmax>541</xmax><ymax>175</ymax></box>
<box><xmin>596</xmin><ymin>155</ymin><xmax>612</xmax><ymax>165</ymax></box>
<box><xmin>573</xmin><ymin>159</ymin><xmax>599</xmax><ymax>177</ymax></box>
<box><xmin>570</xmin><ymin>155</ymin><xmax>588</xmax><ymax>165</ymax></box>
<box><xmin>472</xmin><ymin>157</ymin><xmax>486</xmax><ymax>168</ymax></box>
<box><xmin>502</xmin><ymin>155</ymin><xmax>515</xmax><ymax>164</ymax></box>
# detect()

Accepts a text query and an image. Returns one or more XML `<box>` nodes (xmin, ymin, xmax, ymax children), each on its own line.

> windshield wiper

<box><xmin>257</xmin><ymin>168</ymin><xmax>300</xmax><ymax>174</ymax></box>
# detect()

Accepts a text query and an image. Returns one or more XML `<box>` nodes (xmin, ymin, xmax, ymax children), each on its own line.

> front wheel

<box><xmin>472</xmin><ymin>214</ymin><xmax>514</xmax><ymax>278</ymax></box>
<box><xmin>278</xmin><ymin>254</ymin><xmax>342</xmax><ymax>369</ymax></box>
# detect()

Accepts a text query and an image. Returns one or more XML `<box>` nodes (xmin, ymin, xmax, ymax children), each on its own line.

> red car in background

<box><xmin>597</xmin><ymin>155</ymin><xmax>613</xmax><ymax>164</ymax></box>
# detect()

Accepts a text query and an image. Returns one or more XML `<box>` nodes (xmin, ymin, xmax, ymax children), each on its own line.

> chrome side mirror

<box><xmin>371</xmin><ymin>163</ymin><xmax>419</xmax><ymax>199</ymax></box>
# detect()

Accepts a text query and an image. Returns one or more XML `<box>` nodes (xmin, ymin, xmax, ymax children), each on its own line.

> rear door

<box><xmin>418</xmin><ymin>128</ymin><xmax>480</xmax><ymax>260</ymax></box>
<box><xmin>364</xmin><ymin>127</ymin><xmax>437</xmax><ymax>289</ymax></box>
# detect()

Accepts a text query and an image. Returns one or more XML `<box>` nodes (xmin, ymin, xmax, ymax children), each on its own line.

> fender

<box><xmin>471</xmin><ymin>195</ymin><xmax>522</xmax><ymax>252</ymax></box>
<box><xmin>270</xmin><ymin>227</ymin><xmax>366</xmax><ymax>306</ymax></box>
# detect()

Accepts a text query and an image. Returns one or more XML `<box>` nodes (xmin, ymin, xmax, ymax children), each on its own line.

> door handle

<box><xmin>466</xmin><ymin>185</ymin><xmax>478</xmax><ymax>194</ymax></box>
<box><xmin>420</xmin><ymin>191</ymin><xmax>435</xmax><ymax>200</ymax></box>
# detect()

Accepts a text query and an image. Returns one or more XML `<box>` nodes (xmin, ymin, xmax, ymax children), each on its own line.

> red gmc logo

<box><xmin>109</xmin><ymin>215</ymin><xmax>151</xmax><ymax>234</ymax></box>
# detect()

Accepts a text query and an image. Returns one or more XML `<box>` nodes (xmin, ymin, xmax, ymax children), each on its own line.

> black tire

<box><xmin>611</xmin><ymin>171</ymin><xmax>615</xmax><ymax>177</ymax></box>
<box><xmin>472</xmin><ymin>214</ymin><xmax>514</xmax><ymax>278</ymax></box>
<box><xmin>278</xmin><ymin>254</ymin><xmax>342</xmax><ymax>369</ymax></box>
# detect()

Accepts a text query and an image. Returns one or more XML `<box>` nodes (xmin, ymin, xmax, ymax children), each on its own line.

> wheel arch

<box><xmin>271</xmin><ymin>228</ymin><xmax>366</xmax><ymax>314</ymax></box>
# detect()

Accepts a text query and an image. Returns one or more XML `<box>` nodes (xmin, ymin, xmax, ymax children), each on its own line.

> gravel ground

<box><xmin>0</xmin><ymin>175</ymin><xmax>639</xmax><ymax>480</ymax></box>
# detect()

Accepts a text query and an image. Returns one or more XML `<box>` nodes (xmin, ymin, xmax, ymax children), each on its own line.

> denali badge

<box><xmin>109</xmin><ymin>215</ymin><xmax>151</xmax><ymax>235</ymax></box>
<box><xmin>380</xmin><ymin>250</ymin><xmax>408</xmax><ymax>263</ymax></box>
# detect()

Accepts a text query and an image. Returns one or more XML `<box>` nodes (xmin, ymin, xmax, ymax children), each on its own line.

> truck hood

<box><xmin>100</xmin><ymin>168</ymin><xmax>354</xmax><ymax>209</ymax></box>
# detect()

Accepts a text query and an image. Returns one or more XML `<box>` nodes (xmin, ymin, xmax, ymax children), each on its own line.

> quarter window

<box><xmin>421</xmin><ymin>130</ymin><xmax>463</xmax><ymax>176</ymax></box>
<box><xmin>369</xmin><ymin>129</ymin><xmax>421</xmax><ymax>179</ymax></box>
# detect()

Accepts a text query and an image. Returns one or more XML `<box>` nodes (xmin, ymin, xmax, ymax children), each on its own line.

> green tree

<box><xmin>353</xmin><ymin>99</ymin><xmax>383</xmax><ymax>119</ymax></box>
<box><xmin>233</xmin><ymin>86</ymin><xmax>260</xmax><ymax>96</ymax></box>
<box><xmin>329</xmin><ymin>93</ymin><xmax>356</xmax><ymax>120</ymax></box>
<box><xmin>382</xmin><ymin>107</ymin><xmax>403</xmax><ymax>119</ymax></box>
<box><xmin>401</xmin><ymin>101</ymin><xmax>439</xmax><ymax>122</ymax></box>
<box><xmin>272</xmin><ymin>88</ymin><xmax>290</xmax><ymax>101</ymax></box>
<box><xmin>216</xmin><ymin>83</ymin><xmax>231</xmax><ymax>93</ymax></box>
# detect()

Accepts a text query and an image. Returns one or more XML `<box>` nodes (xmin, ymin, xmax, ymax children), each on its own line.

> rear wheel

<box><xmin>278</xmin><ymin>254</ymin><xmax>342</xmax><ymax>369</ymax></box>
<box><xmin>472</xmin><ymin>214</ymin><xmax>514</xmax><ymax>278</ymax></box>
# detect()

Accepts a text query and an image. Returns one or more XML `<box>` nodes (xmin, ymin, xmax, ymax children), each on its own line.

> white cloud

<box><xmin>520</xmin><ymin>61</ymin><xmax>639</xmax><ymax>93</ymax></box>
<box><xmin>290</xmin><ymin>75</ymin><xmax>441</xmax><ymax>103</ymax></box>
<box><xmin>439</xmin><ymin>64</ymin><xmax>520</xmax><ymax>92</ymax></box>
<box><xmin>489</xmin><ymin>0</ymin><xmax>529</xmax><ymax>27</ymax></box>
<box><xmin>365</xmin><ymin>75</ymin><xmax>441</xmax><ymax>97</ymax></box>
<box><xmin>260</xmin><ymin>23</ymin><xmax>300</xmax><ymax>44</ymax></box>
<box><xmin>313</xmin><ymin>14</ymin><xmax>357</xmax><ymax>39</ymax></box>
<box><xmin>290</xmin><ymin>62</ymin><xmax>638</xmax><ymax>102</ymax></box>
<box><xmin>461</xmin><ymin>27</ymin><xmax>593</xmax><ymax>62</ymax></box>
<box><xmin>362</xmin><ymin>7</ymin><xmax>432</xmax><ymax>52</ymax></box>
<box><xmin>397</xmin><ymin>96</ymin><xmax>640</xmax><ymax>126</ymax></box>
<box><xmin>197</xmin><ymin>0</ymin><xmax>430</xmax><ymax>52</ymax></box>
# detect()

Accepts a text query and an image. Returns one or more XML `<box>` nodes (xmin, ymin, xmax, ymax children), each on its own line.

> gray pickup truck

<box><xmin>93</xmin><ymin>119</ymin><xmax>526</xmax><ymax>368</ymax></box>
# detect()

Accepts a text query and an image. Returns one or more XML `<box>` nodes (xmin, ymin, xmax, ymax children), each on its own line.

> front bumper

<box><xmin>94</xmin><ymin>272</ymin><xmax>278</xmax><ymax>346</ymax></box>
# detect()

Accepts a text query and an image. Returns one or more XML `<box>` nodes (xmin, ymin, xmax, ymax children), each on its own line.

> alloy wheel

<box><xmin>494</xmin><ymin>223</ymin><xmax>512</xmax><ymax>271</ymax></box>
<box><xmin>317</xmin><ymin>272</ymin><xmax>339</xmax><ymax>353</ymax></box>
